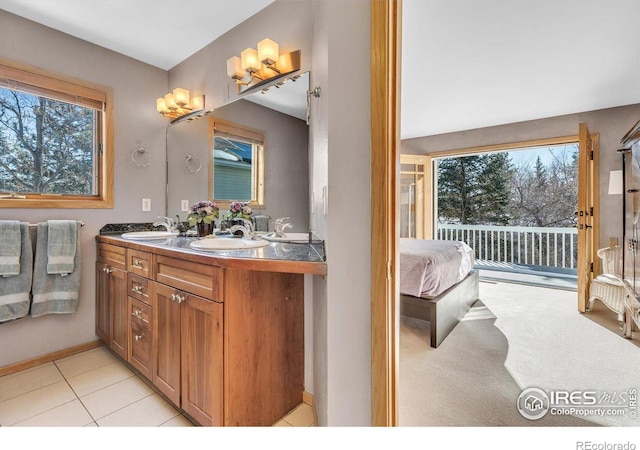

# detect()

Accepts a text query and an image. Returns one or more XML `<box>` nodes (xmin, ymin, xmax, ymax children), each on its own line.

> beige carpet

<box><xmin>481</xmin><ymin>281</ymin><xmax>640</xmax><ymax>427</ymax></box>
<box><xmin>400</xmin><ymin>280</ymin><xmax>640</xmax><ymax>427</ymax></box>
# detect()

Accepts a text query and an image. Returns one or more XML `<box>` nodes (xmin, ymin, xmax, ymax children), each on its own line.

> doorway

<box><xmin>370</xmin><ymin>1</ymin><xmax>600</xmax><ymax>425</ymax></box>
<box><xmin>432</xmin><ymin>142</ymin><xmax>581</xmax><ymax>288</ymax></box>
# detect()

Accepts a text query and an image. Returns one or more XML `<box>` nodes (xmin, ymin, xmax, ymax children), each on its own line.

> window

<box><xmin>0</xmin><ymin>57</ymin><xmax>113</xmax><ymax>208</ymax></box>
<box><xmin>210</xmin><ymin>118</ymin><xmax>265</xmax><ymax>208</ymax></box>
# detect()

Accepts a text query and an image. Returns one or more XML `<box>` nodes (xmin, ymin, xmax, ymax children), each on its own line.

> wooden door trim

<box><xmin>400</xmin><ymin>154</ymin><xmax>433</xmax><ymax>239</ymax></box>
<box><xmin>371</xmin><ymin>0</ymin><xmax>401</xmax><ymax>426</ymax></box>
<box><xmin>591</xmin><ymin>132</ymin><xmax>600</xmax><ymax>275</ymax></box>
<box><xmin>427</xmin><ymin>135</ymin><xmax>580</xmax><ymax>159</ymax></box>
<box><xmin>577</xmin><ymin>124</ymin><xmax>600</xmax><ymax>311</ymax></box>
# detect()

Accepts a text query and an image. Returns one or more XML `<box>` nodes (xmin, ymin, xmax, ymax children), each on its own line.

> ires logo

<box><xmin>517</xmin><ymin>387</ymin><xmax>637</xmax><ymax>420</ymax></box>
<box><xmin>549</xmin><ymin>390</ymin><xmax>597</xmax><ymax>406</ymax></box>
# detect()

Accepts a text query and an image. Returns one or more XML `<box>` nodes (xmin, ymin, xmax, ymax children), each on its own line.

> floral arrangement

<box><xmin>187</xmin><ymin>200</ymin><xmax>219</xmax><ymax>227</ymax></box>
<box><xmin>227</xmin><ymin>201</ymin><xmax>252</xmax><ymax>221</ymax></box>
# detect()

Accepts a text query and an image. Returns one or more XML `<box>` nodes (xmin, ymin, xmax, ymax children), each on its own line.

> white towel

<box><xmin>47</xmin><ymin>220</ymin><xmax>77</xmax><ymax>275</ymax></box>
<box><xmin>0</xmin><ymin>220</ymin><xmax>22</xmax><ymax>276</ymax></box>
<box><xmin>32</xmin><ymin>222</ymin><xmax>81</xmax><ymax>317</ymax></box>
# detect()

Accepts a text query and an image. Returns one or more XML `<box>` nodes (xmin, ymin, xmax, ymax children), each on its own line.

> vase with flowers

<box><xmin>187</xmin><ymin>200</ymin><xmax>219</xmax><ymax>237</ymax></box>
<box><xmin>226</xmin><ymin>201</ymin><xmax>253</xmax><ymax>236</ymax></box>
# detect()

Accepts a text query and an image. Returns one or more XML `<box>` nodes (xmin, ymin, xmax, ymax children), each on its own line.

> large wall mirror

<box><xmin>166</xmin><ymin>72</ymin><xmax>310</xmax><ymax>231</ymax></box>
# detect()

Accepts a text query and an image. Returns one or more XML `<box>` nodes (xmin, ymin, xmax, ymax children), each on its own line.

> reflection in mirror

<box><xmin>166</xmin><ymin>72</ymin><xmax>310</xmax><ymax>232</ymax></box>
<box><xmin>211</xmin><ymin>118</ymin><xmax>265</xmax><ymax>205</ymax></box>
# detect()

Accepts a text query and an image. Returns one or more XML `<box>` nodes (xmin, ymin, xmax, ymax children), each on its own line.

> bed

<box><xmin>399</xmin><ymin>238</ymin><xmax>479</xmax><ymax>348</ymax></box>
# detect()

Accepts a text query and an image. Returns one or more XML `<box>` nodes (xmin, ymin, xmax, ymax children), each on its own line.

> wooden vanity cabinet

<box><xmin>96</xmin><ymin>236</ymin><xmax>312</xmax><ymax>426</ymax></box>
<box><xmin>96</xmin><ymin>244</ymin><xmax>127</xmax><ymax>359</ymax></box>
<box><xmin>153</xmin><ymin>281</ymin><xmax>223</xmax><ymax>426</ymax></box>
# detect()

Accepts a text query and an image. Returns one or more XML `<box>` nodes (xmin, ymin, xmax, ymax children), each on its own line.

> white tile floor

<box><xmin>0</xmin><ymin>346</ymin><xmax>316</xmax><ymax>427</ymax></box>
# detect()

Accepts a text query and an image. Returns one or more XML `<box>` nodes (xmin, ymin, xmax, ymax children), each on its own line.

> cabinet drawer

<box><xmin>128</xmin><ymin>249</ymin><xmax>153</xmax><ymax>279</ymax></box>
<box><xmin>129</xmin><ymin>297</ymin><xmax>152</xmax><ymax>329</ymax></box>
<box><xmin>97</xmin><ymin>243</ymin><xmax>126</xmax><ymax>270</ymax></box>
<box><xmin>128</xmin><ymin>274</ymin><xmax>151</xmax><ymax>305</ymax></box>
<box><xmin>155</xmin><ymin>255</ymin><xmax>223</xmax><ymax>301</ymax></box>
<box><xmin>129</xmin><ymin>320</ymin><xmax>152</xmax><ymax>379</ymax></box>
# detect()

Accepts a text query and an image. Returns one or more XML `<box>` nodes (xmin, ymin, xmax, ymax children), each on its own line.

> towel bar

<box><xmin>28</xmin><ymin>221</ymin><xmax>85</xmax><ymax>227</ymax></box>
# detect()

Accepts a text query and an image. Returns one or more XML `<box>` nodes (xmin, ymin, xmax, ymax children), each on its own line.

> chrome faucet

<box><xmin>229</xmin><ymin>218</ymin><xmax>258</xmax><ymax>240</ymax></box>
<box><xmin>153</xmin><ymin>216</ymin><xmax>175</xmax><ymax>232</ymax></box>
<box><xmin>274</xmin><ymin>217</ymin><xmax>292</xmax><ymax>237</ymax></box>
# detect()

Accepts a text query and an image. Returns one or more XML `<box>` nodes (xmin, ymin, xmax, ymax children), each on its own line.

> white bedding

<box><xmin>399</xmin><ymin>238</ymin><xmax>475</xmax><ymax>299</ymax></box>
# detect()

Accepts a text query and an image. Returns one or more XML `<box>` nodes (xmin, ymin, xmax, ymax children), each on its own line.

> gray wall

<box><xmin>0</xmin><ymin>10</ymin><xmax>168</xmax><ymax>366</ymax></box>
<box><xmin>402</xmin><ymin>103</ymin><xmax>640</xmax><ymax>250</ymax></box>
<box><xmin>309</xmin><ymin>0</ymin><xmax>372</xmax><ymax>426</ymax></box>
<box><xmin>167</xmin><ymin>0</ymin><xmax>314</xmax><ymax>112</ymax></box>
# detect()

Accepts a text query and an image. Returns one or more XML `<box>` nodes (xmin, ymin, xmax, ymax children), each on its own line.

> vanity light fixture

<box><xmin>226</xmin><ymin>38</ymin><xmax>301</xmax><ymax>93</ymax></box>
<box><xmin>156</xmin><ymin>87</ymin><xmax>205</xmax><ymax>121</ymax></box>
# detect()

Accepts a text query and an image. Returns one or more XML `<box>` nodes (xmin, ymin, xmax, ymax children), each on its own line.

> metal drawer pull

<box><xmin>131</xmin><ymin>284</ymin><xmax>143</xmax><ymax>294</ymax></box>
<box><xmin>132</xmin><ymin>309</ymin><xmax>143</xmax><ymax>319</ymax></box>
<box><xmin>132</xmin><ymin>259</ymin><xmax>143</xmax><ymax>268</ymax></box>
<box><xmin>170</xmin><ymin>293</ymin><xmax>185</xmax><ymax>303</ymax></box>
<box><xmin>134</xmin><ymin>334</ymin><xmax>144</xmax><ymax>341</ymax></box>
<box><xmin>102</xmin><ymin>266</ymin><xmax>113</xmax><ymax>274</ymax></box>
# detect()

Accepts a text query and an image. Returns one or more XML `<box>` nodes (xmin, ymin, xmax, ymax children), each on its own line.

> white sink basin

<box><xmin>121</xmin><ymin>231</ymin><xmax>179</xmax><ymax>240</ymax></box>
<box><xmin>261</xmin><ymin>232</ymin><xmax>311</xmax><ymax>243</ymax></box>
<box><xmin>190</xmin><ymin>238</ymin><xmax>270</xmax><ymax>251</ymax></box>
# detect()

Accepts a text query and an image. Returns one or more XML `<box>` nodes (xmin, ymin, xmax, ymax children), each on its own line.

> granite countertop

<box><xmin>97</xmin><ymin>223</ymin><xmax>326</xmax><ymax>274</ymax></box>
<box><xmin>105</xmin><ymin>234</ymin><xmax>326</xmax><ymax>263</ymax></box>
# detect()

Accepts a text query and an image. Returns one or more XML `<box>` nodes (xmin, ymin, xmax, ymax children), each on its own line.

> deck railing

<box><xmin>436</xmin><ymin>223</ymin><xmax>578</xmax><ymax>270</ymax></box>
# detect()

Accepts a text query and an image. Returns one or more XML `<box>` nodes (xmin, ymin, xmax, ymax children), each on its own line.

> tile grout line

<box><xmin>3</xmin><ymin>362</ymin><xmax>75</xmax><ymax>427</ymax></box>
<box><xmin>53</xmin><ymin>358</ymin><xmax>100</xmax><ymax>426</ymax></box>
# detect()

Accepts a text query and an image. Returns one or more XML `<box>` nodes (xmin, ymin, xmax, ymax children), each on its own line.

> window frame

<box><xmin>209</xmin><ymin>117</ymin><xmax>265</xmax><ymax>209</ymax></box>
<box><xmin>0</xmin><ymin>56</ymin><xmax>113</xmax><ymax>209</ymax></box>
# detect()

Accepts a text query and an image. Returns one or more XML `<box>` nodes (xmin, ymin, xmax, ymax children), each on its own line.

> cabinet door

<box><xmin>181</xmin><ymin>293</ymin><xmax>223</xmax><ymax>426</ymax></box>
<box><xmin>95</xmin><ymin>262</ymin><xmax>111</xmax><ymax>343</ymax></box>
<box><xmin>109</xmin><ymin>267</ymin><xmax>128</xmax><ymax>360</ymax></box>
<box><xmin>152</xmin><ymin>282</ymin><xmax>181</xmax><ymax>406</ymax></box>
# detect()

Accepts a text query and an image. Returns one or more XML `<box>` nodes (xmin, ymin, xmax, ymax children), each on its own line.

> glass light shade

<box><xmin>241</xmin><ymin>48</ymin><xmax>260</xmax><ymax>72</ymax></box>
<box><xmin>164</xmin><ymin>93</ymin><xmax>178</xmax><ymax>110</ymax></box>
<box><xmin>172</xmin><ymin>88</ymin><xmax>189</xmax><ymax>107</ymax></box>
<box><xmin>156</xmin><ymin>97</ymin><xmax>169</xmax><ymax>114</ymax></box>
<box><xmin>258</xmin><ymin>38</ymin><xmax>279</xmax><ymax>64</ymax></box>
<box><xmin>227</xmin><ymin>56</ymin><xmax>244</xmax><ymax>79</ymax></box>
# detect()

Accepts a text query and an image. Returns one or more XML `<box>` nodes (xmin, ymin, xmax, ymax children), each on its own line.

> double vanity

<box><xmin>95</xmin><ymin>226</ymin><xmax>326</xmax><ymax>426</ymax></box>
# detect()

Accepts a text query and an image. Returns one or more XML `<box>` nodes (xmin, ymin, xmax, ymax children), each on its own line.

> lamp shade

<box><xmin>164</xmin><ymin>93</ymin><xmax>178</xmax><ymax>110</ymax></box>
<box><xmin>241</xmin><ymin>48</ymin><xmax>260</xmax><ymax>72</ymax></box>
<box><xmin>608</xmin><ymin>170</ymin><xmax>623</xmax><ymax>195</ymax></box>
<box><xmin>156</xmin><ymin>97</ymin><xmax>169</xmax><ymax>114</ymax></box>
<box><xmin>258</xmin><ymin>38</ymin><xmax>279</xmax><ymax>64</ymax></box>
<box><xmin>172</xmin><ymin>88</ymin><xmax>189</xmax><ymax>107</ymax></box>
<box><xmin>227</xmin><ymin>56</ymin><xmax>244</xmax><ymax>79</ymax></box>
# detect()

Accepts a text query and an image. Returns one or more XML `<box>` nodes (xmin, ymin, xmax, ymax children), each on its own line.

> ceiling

<box><xmin>2</xmin><ymin>0</ymin><xmax>639</xmax><ymax>139</ymax></box>
<box><xmin>0</xmin><ymin>0</ymin><xmax>275</xmax><ymax>70</ymax></box>
<box><xmin>402</xmin><ymin>0</ymin><xmax>640</xmax><ymax>139</ymax></box>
